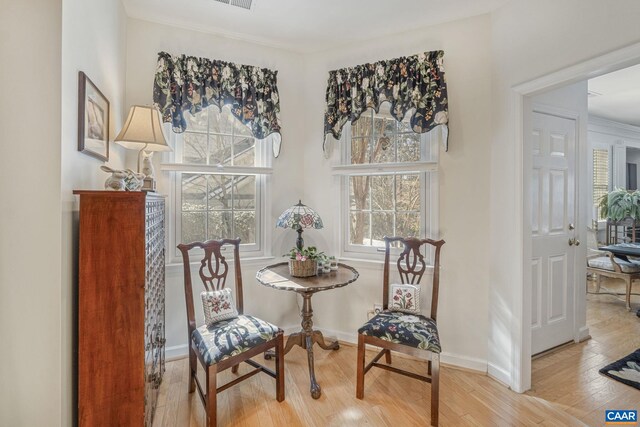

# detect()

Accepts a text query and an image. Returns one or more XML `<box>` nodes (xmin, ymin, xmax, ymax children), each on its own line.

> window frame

<box><xmin>161</xmin><ymin>107</ymin><xmax>272</xmax><ymax>264</ymax></box>
<box><xmin>333</xmin><ymin>108</ymin><xmax>440</xmax><ymax>260</ymax></box>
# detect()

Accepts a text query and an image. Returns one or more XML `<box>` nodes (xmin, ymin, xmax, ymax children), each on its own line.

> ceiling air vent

<box><xmin>213</xmin><ymin>0</ymin><xmax>253</xmax><ymax>10</ymax></box>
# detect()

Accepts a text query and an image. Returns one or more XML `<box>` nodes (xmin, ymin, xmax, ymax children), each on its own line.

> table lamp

<box><xmin>114</xmin><ymin>105</ymin><xmax>172</xmax><ymax>192</ymax></box>
<box><xmin>276</xmin><ymin>200</ymin><xmax>323</xmax><ymax>250</ymax></box>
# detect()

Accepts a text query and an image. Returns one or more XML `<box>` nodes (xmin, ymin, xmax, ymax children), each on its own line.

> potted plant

<box><xmin>598</xmin><ymin>188</ymin><xmax>640</xmax><ymax>221</ymax></box>
<box><xmin>285</xmin><ymin>246</ymin><xmax>324</xmax><ymax>277</ymax></box>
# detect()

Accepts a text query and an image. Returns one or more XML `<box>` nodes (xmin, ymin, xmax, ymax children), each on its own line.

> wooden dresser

<box><xmin>74</xmin><ymin>191</ymin><xmax>166</xmax><ymax>426</ymax></box>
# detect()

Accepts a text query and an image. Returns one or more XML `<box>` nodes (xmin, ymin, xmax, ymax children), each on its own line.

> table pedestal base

<box><xmin>265</xmin><ymin>292</ymin><xmax>339</xmax><ymax>399</ymax></box>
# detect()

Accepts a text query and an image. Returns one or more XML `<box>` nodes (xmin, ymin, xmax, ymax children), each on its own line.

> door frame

<box><xmin>511</xmin><ymin>42</ymin><xmax>640</xmax><ymax>393</ymax></box>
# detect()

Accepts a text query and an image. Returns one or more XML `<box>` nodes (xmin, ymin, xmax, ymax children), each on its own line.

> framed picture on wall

<box><xmin>78</xmin><ymin>71</ymin><xmax>110</xmax><ymax>161</ymax></box>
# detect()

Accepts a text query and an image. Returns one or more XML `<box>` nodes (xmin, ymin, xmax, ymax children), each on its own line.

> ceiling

<box><xmin>589</xmin><ymin>64</ymin><xmax>640</xmax><ymax>127</ymax></box>
<box><xmin>122</xmin><ymin>0</ymin><xmax>512</xmax><ymax>53</ymax></box>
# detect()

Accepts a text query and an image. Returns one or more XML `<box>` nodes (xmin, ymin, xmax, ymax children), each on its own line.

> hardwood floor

<box><xmin>154</xmin><ymin>281</ymin><xmax>638</xmax><ymax>426</ymax></box>
<box><xmin>527</xmin><ymin>278</ymin><xmax>640</xmax><ymax>427</ymax></box>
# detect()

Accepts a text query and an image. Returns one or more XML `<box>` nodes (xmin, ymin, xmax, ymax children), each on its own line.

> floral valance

<box><xmin>323</xmin><ymin>50</ymin><xmax>449</xmax><ymax>152</ymax></box>
<box><xmin>153</xmin><ymin>51</ymin><xmax>283</xmax><ymax>157</ymax></box>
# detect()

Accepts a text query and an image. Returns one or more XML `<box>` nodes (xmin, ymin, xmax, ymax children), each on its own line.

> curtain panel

<box><xmin>323</xmin><ymin>50</ymin><xmax>449</xmax><ymax>152</ymax></box>
<box><xmin>153</xmin><ymin>51</ymin><xmax>283</xmax><ymax>157</ymax></box>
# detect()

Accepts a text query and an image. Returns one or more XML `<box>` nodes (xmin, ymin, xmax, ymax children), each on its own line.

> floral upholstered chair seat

<box><xmin>358</xmin><ymin>310</ymin><xmax>441</xmax><ymax>353</ymax></box>
<box><xmin>192</xmin><ymin>315</ymin><xmax>282</xmax><ymax>365</ymax></box>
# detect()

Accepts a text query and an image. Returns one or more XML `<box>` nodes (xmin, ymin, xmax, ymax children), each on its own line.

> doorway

<box><xmin>512</xmin><ymin>42</ymin><xmax>640</xmax><ymax>393</ymax></box>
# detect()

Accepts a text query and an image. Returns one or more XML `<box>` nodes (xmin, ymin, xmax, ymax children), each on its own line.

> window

<box><xmin>163</xmin><ymin>105</ymin><xmax>271</xmax><ymax>259</ymax></box>
<box><xmin>592</xmin><ymin>147</ymin><xmax>610</xmax><ymax>221</ymax></box>
<box><xmin>336</xmin><ymin>104</ymin><xmax>438</xmax><ymax>256</ymax></box>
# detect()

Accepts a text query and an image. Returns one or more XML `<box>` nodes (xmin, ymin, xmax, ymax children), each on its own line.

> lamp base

<box><xmin>142</xmin><ymin>176</ymin><xmax>156</xmax><ymax>192</ymax></box>
<box><xmin>296</xmin><ymin>228</ymin><xmax>304</xmax><ymax>250</ymax></box>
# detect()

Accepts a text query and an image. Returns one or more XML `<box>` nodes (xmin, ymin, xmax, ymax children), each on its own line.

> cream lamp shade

<box><xmin>114</xmin><ymin>105</ymin><xmax>171</xmax><ymax>152</ymax></box>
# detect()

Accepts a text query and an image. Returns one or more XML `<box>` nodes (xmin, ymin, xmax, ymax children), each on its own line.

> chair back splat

<box><xmin>382</xmin><ymin>236</ymin><xmax>445</xmax><ymax>321</ymax></box>
<box><xmin>178</xmin><ymin>239</ymin><xmax>244</xmax><ymax>338</ymax></box>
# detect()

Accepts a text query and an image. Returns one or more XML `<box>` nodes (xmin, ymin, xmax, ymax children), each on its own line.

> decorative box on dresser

<box><xmin>74</xmin><ymin>191</ymin><xmax>166</xmax><ymax>426</ymax></box>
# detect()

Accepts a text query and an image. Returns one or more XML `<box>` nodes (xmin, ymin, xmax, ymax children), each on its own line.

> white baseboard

<box><xmin>576</xmin><ymin>326</ymin><xmax>591</xmax><ymax>343</ymax></box>
<box><xmin>487</xmin><ymin>362</ymin><xmax>511</xmax><ymax>387</ymax></box>
<box><xmin>440</xmin><ymin>352</ymin><xmax>487</xmax><ymax>373</ymax></box>
<box><xmin>165</xmin><ymin>326</ymin><xmax>489</xmax><ymax>375</ymax></box>
<box><xmin>166</xmin><ymin>344</ymin><xmax>189</xmax><ymax>360</ymax></box>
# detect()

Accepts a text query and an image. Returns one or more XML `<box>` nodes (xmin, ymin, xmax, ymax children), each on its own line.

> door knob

<box><xmin>568</xmin><ymin>238</ymin><xmax>574</xmax><ymax>246</ymax></box>
<box><xmin>568</xmin><ymin>223</ymin><xmax>575</xmax><ymax>230</ymax></box>
<box><xmin>568</xmin><ymin>238</ymin><xmax>580</xmax><ymax>246</ymax></box>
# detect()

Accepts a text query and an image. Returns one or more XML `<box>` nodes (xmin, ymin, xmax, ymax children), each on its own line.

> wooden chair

<box><xmin>178</xmin><ymin>238</ymin><xmax>285</xmax><ymax>427</ymax></box>
<box><xmin>356</xmin><ymin>236</ymin><xmax>445</xmax><ymax>427</ymax></box>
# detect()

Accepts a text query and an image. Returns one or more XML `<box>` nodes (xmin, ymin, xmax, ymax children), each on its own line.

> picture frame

<box><xmin>78</xmin><ymin>71</ymin><xmax>110</xmax><ymax>161</ymax></box>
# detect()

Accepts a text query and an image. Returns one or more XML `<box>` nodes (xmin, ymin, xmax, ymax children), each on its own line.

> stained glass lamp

<box><xmin>276</xmin><ymin>200</ymin><xmax>324</xmax><ymax>250</ymax></box>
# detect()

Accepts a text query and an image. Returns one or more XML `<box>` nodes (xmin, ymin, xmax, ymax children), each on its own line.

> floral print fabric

<box><xmin>153</xmin><ymin>51</ymin><xmax>283</xmax><ymax>157</ymax></box>
<box><xmin>201</xmin><ymin>288</ymin><xmax>238</xmax><ymax>326</ymax></box>
<box><xmin>192</xmin><ymin>315</ymin><xmax>281</xmax><ymax>365</ymax></box>
<box><xmin>389</xmin><ymin>284</ymin><xmax>420</xmax><ymax>314</ymax></box>
<box><xmin>358</xmin><ymin>310</ymin><xmax>441</xmax><ymax>353</ymax></box>
<box><xmin>324</xmin><ymin>50</ymin><xmax>449</xmax><ymax>152</ymax></box>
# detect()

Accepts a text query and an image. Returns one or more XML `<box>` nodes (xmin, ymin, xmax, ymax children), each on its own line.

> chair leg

<box><xmin>207</xmin><ymin>364</ymin><xmax>218</xmax><ymax>427</ymax></box>
<box><xmin>231</xmin><ymin>364</ymin><xmax>239</xmax><ymax>374</ymax></box>
<box><xmin>384</xmin><ymin>349</ymin><xmax>392</xmax><ymax>364</ymax></box>
<box><xmin>275</xmin><ymin>333</ymin><xmax>285</xmax><ymax>402</ymax></box>
<box><xmin>626</xmin><ymin>277</ymin><xmax>632</xmax><ymax>311</ymax></box>
<box><xmin>356</xmin><ymin>334</ymin><xmax>365</xmax><ymax>399</ymax></box>
<box><xmin>595</xmin><ymin>273</ymin><xmax>601</xmax><ymax>293</ymax></box>
<box><xmin>430</xmin><ymin>353</ymin><xmax>439</xmax><ymax>427</ymax></box>
<box><xmin>188</xmin><ymin>344</ymin><xmax>197</xmax><ymax>393</ymax></box>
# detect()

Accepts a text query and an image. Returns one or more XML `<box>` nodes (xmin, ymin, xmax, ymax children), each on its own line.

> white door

<box><xmin>531</xmin><ymin>111</ymin><xmax>577</xmax><ymax>355</ymax></box>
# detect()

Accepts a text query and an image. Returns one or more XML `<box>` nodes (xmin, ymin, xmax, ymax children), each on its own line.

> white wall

<box><xmin>0</xmin><ymin>1</ymin><xmax>63</xmax><ymax>426</ymax></box>
<box><xmin>125</xmin><ymin>18</ymin><xmax>307</xmax><ymax>356</ymax></box>
<box><xmin>302</xmin><ymin>14</ymin><xmax>493</xmax><ymax>370</ymax></box>
<box><xmin>60</xmin><ymin>0</ymin><xmax>128</xmax><ymax>424</ymax></box>
<box><xmin>488</xmin><ymin>0</ymin><xmax>640</xmax><ymax>389</ymax></box>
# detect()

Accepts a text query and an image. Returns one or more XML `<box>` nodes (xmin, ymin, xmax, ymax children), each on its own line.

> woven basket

<box><xmin>288</xmin><ymin>258</ymin><xmax>317</xmax><ymax>277</ymax></box>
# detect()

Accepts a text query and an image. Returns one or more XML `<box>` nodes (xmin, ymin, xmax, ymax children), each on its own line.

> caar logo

<box><xmin>606</xmin><ymin>410</ymin><xmax>637</xmax><ymax>425</ymax></box>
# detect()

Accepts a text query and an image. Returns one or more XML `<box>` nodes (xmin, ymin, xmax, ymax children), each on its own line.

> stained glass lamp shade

<box><xmin>276</xmin><ymin>200</ymin><xmax>324</xmax><ymax>250</ymax></box>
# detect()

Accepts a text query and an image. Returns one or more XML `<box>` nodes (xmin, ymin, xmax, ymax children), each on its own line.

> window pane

<box><xmin>349</xmin><ymin>211</ymin><xmax>370</xmax><ymax>245</ymax></box>
<box><xmin>185</xmin><ymin>110</ymin><xmax>208</xmax><ymax>132</ymax></box>
<box><xmin>207</xmin><ymin>175</ymin><xmax>233</xmax><ymax>209</ymax></box>
<box><xmin>234</xmin><ymin>211</ymin><xmax>256</xmax><ymax>244</ymax></box>
<box><xmin>210</xmin><ymin>106</ymin><xmax>234</xmax><ymax>135</ymax></box>
<box><xmin>349</xmin><ymin>176</ymin><xmax>371</xmax><ymax>210</ymax></box>
<box><xmin>371</xmin><ymin>175</ymin><xmax>394</xmax><ymax>211</ymax></box>
<box><xmin>396</xmin><ymin>212</ymin><xmax>420</xmax><ymax>238</ymax></box>
<box><xmin>207</xmin><ymin>211</ymin><xmax>232</xmax><ymax>240</ymax></box>
<box><xmin>371</xmin><ymin>212</ymin><xmax>394</xmax><ymax>244</ymax></box>
<box><xmin>233</xmin><ymin>176</ymin><xmax>256</xmax><ymax>209</ymax></box>
<box><xmin>351</xmin><ymin>137</ymin><xmax>370</xmax><ymax>165</ymax></box>
<box><xmin>395</xmin><ymin>174</ymin><xmax>421</xmax><ymax>212</ymax></box>
<box><xmin>183</xmin><ymin>133</ymin><xmax>207</xmax><ymax>164</ymax></box>
<box><xmin>182</xmin><ymin>174</ymin><xmax>207</xmax><ymax>211</ymax></box>
<box><xmin>233</xmin><ymin>136</ymin><xmax>255</xmax><ymax>166</ymax></box>
<box><xmin>371</xmin><ymin>132</ymin><xmax>395</xmax><ymax>163</ymax></box>
<box><xmin>208</xmin><ymin>134</ymin><xmax>232</xmax><ymax>165</ymax></box>
<box><xmin>182</xmin><ymin>211</ymin><xmax>206</xmax><ymax>243</ymax></box>
<box><xmin>397</xmin><ymin>133</ymin><xmax>421</xmax><ymax>162</ymax></box>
